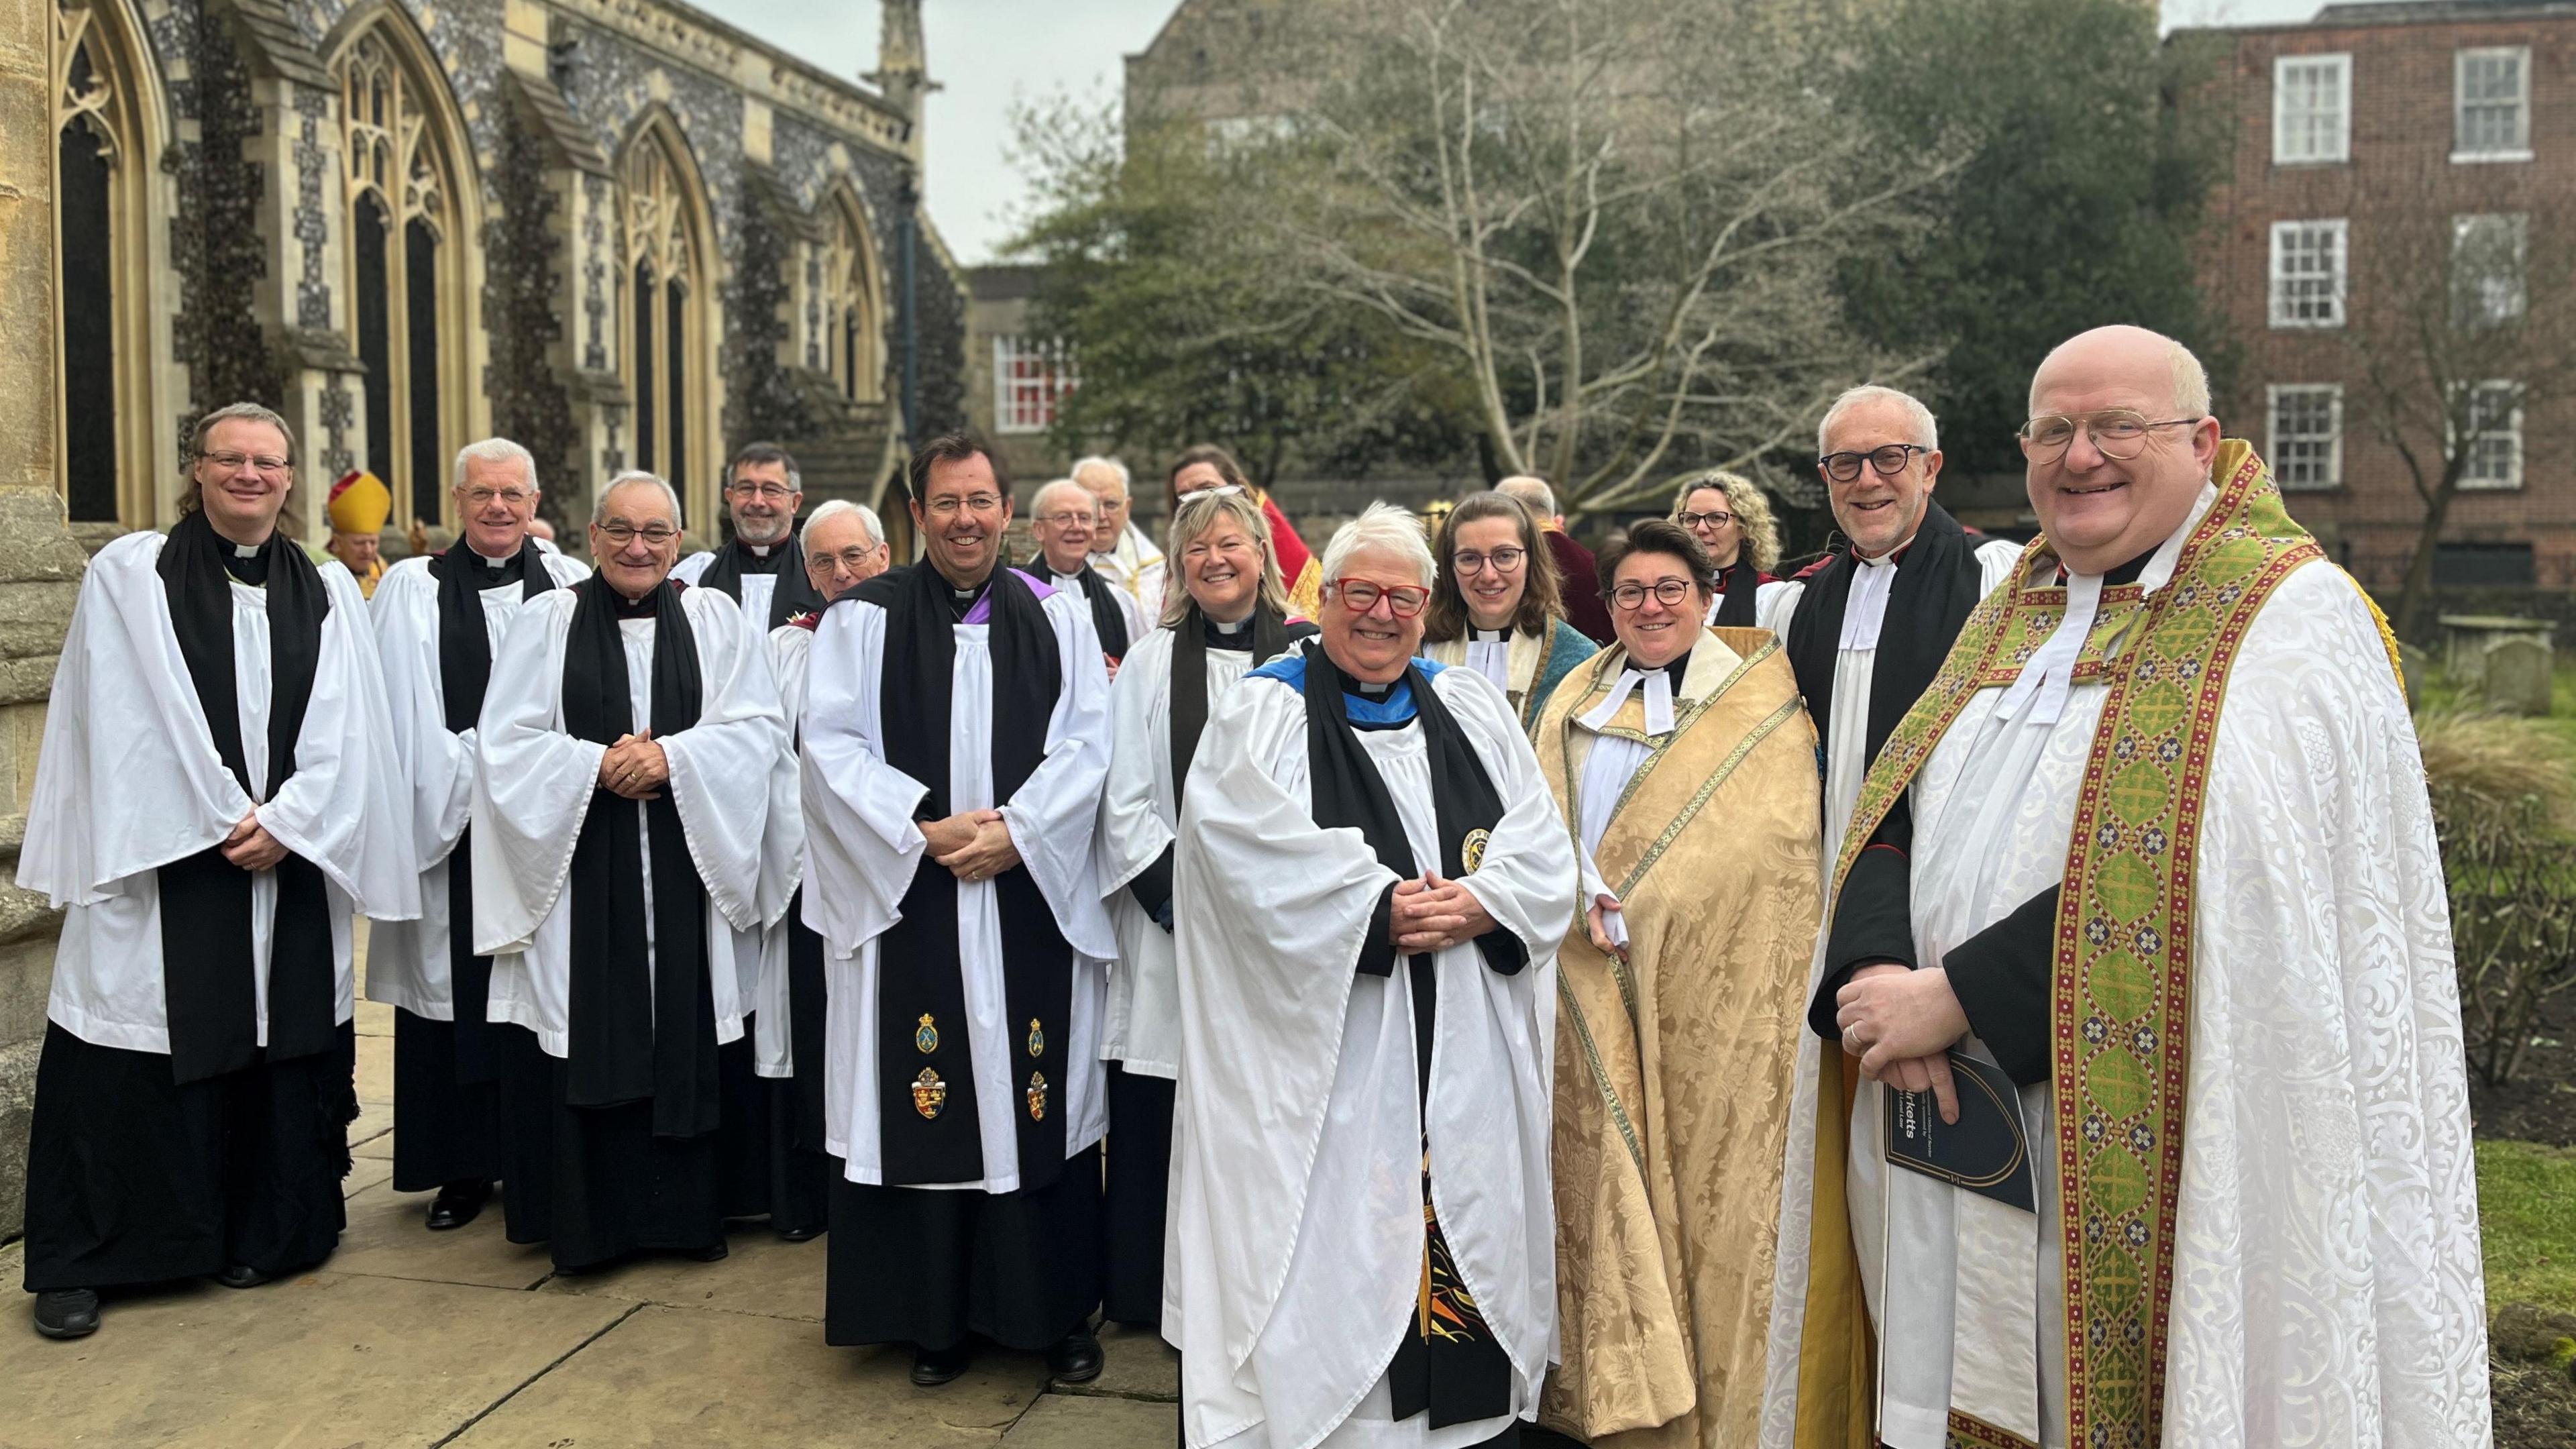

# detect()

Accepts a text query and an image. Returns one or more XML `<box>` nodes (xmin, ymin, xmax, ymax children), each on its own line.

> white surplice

<box><xmin>1167</xmin><ymin>656</ymin><xmax>1575</xmax><ymax>1449</ymax></box>
<box><xmin>1702</xmin><ymin>578</ymin><xmax>1797</xmax><ymax>627</ymax></box>
<box><xmin>672</xmin><ymin>546</ymin><xmax>781</xmax><ymax>642</ymax></box>
<box><xmin>800</xmin><ymin>579</ymin><xmax>1116</xmax><ymax>1191</ymax></box>
<box><xmin>1047</xmin><ymin>565</ymin><xmax>1153</xmax><ymax>651</ymax></box>
<box><xmin>1093</xmin><ymin>622</ymin><xmax>1262</xmax><ymax>1079</ymax></box>
<box><xmin>19</xmin><ymin>532</ymin><xmax>419</xmax><ymax>1054</ymax></box>
<box><xmin>1093</xmin><ymin>521</ymin><xmax>1168</xmax><ymax>622</ymax></box>
<box><xmin>470</xmin><ymin>584</ymin><xmax>788</xmax><ymax>1057</ymax></box>
<box><xmin>1765</xmin><ymin>494</ymin><xmax>2489</xmax><ymax>1449</ymax></box>
<box><xmin>749</xmin><ymin>622</ymin><xmax>818</xmax><ymax>1078</ymax></box>
<box><xmin>365</xmin><ymin>549</ymin><xmax>590</xmax><ymax>1020</ymax></box>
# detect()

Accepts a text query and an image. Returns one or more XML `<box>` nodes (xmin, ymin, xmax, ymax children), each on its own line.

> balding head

<box><xmin>2023</xmin><ymin>325</ymin><xmax>2222</xmax><ymax>575</ymax></box>
<box><xmin>1495</xmin><ymin>476</ymin><xmax>1558</xmax><ymax>525</ymax></box>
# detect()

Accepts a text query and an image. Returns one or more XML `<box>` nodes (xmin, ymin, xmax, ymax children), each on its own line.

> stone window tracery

<box><xmin>52</xmin><ymin>0</ymin><xmax>160</xmax><ymax>526</ymax></box>
<box><xmin>621</xmin><ymin>121</ymin><xmax>715</xmax><ymax>523</ymax></box>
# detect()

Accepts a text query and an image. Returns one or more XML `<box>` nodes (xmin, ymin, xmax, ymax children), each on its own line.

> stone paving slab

<box><xmin>328</xmin><ymin>1179</ymin><xmax>553</xmax><ymax>1291</ymax></box>
<box><xmin>1000</xmin><ymin>1392</ymin><xmax>1177</xmax><ymax>1446</ymax></box>
<box><xmin>540</xmin><ymin>1224</ymin><xmax>829</xmax><ymax>1322</ymax></box>
<box><xmin>357</xmin><ymin>1025</ymin><xmax>395</xmax><ymax>1106</ymax></box>
<box><xmin>1065</xmin><ymin>1322</ymin><xmax>1179</xmax><ymax>1403</ymax></box>
<box><xmin>448</xmin><ymin>1303</ymin><xmax>1051</xmax><ymax>1448</ymax></box>
<box><xmin>345</xmin><ymin>1155</ymin><xmax>396</xmax><ymax>1197</ymax></box>
<box><xmin>356</xmin><ymin>997</ymin><xmax>395</xmax><ymax>1037</ymax></box>
<box><xmin>0</xmin><ymin>1267</ymin><xmax>628</xmax><ymax>1449</ymax></box>
<box><xmin>351</xmin><ymin>1098</ymin><xmax>394</xmax><ymax>1148</ymax></box>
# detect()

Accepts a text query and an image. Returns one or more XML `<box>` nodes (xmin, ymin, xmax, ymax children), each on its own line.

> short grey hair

<box><xmin>1069</xmin><ymin>455</ymin><xmax>1131</xmax><ymax>493</ymax></box>
<box><xmin>1818</xmin><ymin>384</ymin><xmax>1939</xmax><ymax>456</ymax></box>
<box><xmin>1495</xmin><ymin>475</ymin><xmax>1556</xmax><ymax>518</ymax></box>
<box><xmin>452</xmin><ymin>437</ymin><xmax>539</xmax><ymax>493</ymax></box>
<box><xmin>800</xmin><ymin>498</ymin><xmax>882</xmax><ymax>549</ymax></box>
<box><xmin>1320</xmin><ymin>502</ymin><xmax>1436</xmax><ymax>590</ymax></box>
<box><xmin>1031</xmin><ymin>478</ymin><xmax>1099</xmax><ymax>520</ymax></box>
<box><xmin>595</xmin><ymin>470</ymin><xmax>683</xmax><ymax>529</ymax></box>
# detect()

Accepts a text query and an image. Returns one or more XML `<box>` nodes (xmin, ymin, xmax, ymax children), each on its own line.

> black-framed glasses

<box><xmin>1674</xmin><ymin>511</ymin><xmax>1734</xmax><ymax>531</ymax></box>
<box><xmin>2017</xmin><ymin>411</ymin><xmax>2202</xmax><ymax>463</ymax></box>
<box><xmin>1817</xmin><ymin>444</ymin><xmax>1930</xmax><ymax>482</ymax></box>
<box><xmin>1451</xmin><ymin>546</ymin><xmax>1526</xmax><ymax>575</ymax></box>
<box><xmin>729</xmin><ymin>481</ymin><xmax>797</xmax><ymax>501</ymax></box>
<box><xmin>1610</xmin><ymin>578</ymin><xmax>1694</xmax><ymax>611</ymax></box>
<box><xmin>596</xmin><ymin>522</ymin><xmax>680</xmax><ymax>547</ymax></box>
<box><xmin>1330</xmin><ymin>578</ymin><xmax>1431</xmax><ymax>617</ymax></box>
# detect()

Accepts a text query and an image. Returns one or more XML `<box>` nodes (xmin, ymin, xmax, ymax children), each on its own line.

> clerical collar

<box><xmin>611</xmin><ymin>587</ymin><xmax>660</xmax><ymax>620</ymax></box>
<box><xmin>745</xmin><ymin>542</ymin><xmax>771</xmax><ymax>558</ymax></box>
<box><xmin>2055</xmin><ymin>544</ymin><xmax>2159</xmax><ymax>588</ymax></box>
<box><xmin>221</xmin><ymin>543</ymin><xmax>270</xmax><ymax>586</ymax></box>
<box><xmin>1203</xmin><ymin>611</ymin><xmax>1256</xmax><ymax>649</ymax></box>
<box><xmin>945</xmin><ymin>578</ymin><xmax>989</xmax><ymax>621</ymax></box>
<box><xmin>473</xmin><ymin>546</ymin><xmax>515</xmax><ymax>570</ymax></box>
<box><xmin>1579</xmin><ymin>647</ymin><xmax>1690</xmax><ymax>735</ymax></box>
<box><xmin>1634</xmin><ymin>645</ymin><xmax>1691</xmax><ymax>681</ymax></box>
<box><xmin>1344</xmin><ymin>675</ymin><xmax>1397</xmax><ymax>700</ymax></box>
<box><xmin>1470</xmin><ymin>626</ymin><xmax>1511</xmax><ymax>643</ymax></box>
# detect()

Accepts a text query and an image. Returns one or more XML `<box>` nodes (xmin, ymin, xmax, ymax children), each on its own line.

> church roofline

<box><xmin>543</xmin><ymin>0</ymin><xmax>915</xmax><ymax>154</ymax></box>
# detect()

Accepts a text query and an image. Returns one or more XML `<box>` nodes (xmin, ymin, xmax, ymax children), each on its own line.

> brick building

<box><xmin>2180</xmin><ymin>0</ymin><xmax>2576</xmax><ymax>594</ymax></box>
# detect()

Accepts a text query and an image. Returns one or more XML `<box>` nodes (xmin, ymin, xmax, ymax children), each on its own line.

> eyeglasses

<box><xmin>200</xmin><ymin>451</ymin><xmax>290</xmax><ymax>476</ymax></box>
<box><xmin>1451</xmin><ymin>546</ymin><xmax>1526</xmax><ymax>576</ymax></box>
<box><xmin>460</xmin><ymin>486</ymin><xmax>535</xmax><ymax>508</ymax></box>
<box><xmin>923</xmin><ymin>493</ymin><xmax>1004</xmax><ymax>517</ymax></box>
<box><xmin>1674</xmin><ymin>511</ymin><xmax>1734</xmax><ymax>531</ymax></box>
<box><xmin>1611</xmin><ymin>578</ymin><xmax>1695</xmax><ymax>611</ymax></box>
<box><xmin>2017</xmin><ymin>411</ymin><xmax>2202</xmax><ymax>463</ymax></box>
<box><xmin>729</xmin><ymin>482</ymin><xmax>798</xmax><ymax>501</ymax></box>
<box><xmin>596</xmin><ymin>522</ymin><xmax>680</xmax><ymax>547</ymax></box>
<box><xmin>808</xmin><ymin>543</ymin><xmax>885</xmax><ymax>573</ymax></box>
<box><xmin>1329</xmin><ymin>578</ymin><xmax>1431</xmax><ymax>617</ymax></box>
<box><xmin>1034</xmin><ymin>511</ymin><xmax>1097</xmax><ymax>529</ymax></box>
<box><xmin>1818</xmin><ymin>445</ymin><xmax>1930</xmax><ymax>482</ymax></box>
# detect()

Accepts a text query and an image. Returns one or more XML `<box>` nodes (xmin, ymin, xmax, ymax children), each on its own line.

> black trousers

<box><xmin>764</xmin><ymin>1077</ymin><xmax>833</xmax><ymax>1237</ymax></box>
<box><xmin>390</xmin><ymin>1008</ymin><xmax>500</xmax><ymax>1193</ymax></box>
<box><xmin>826</xmin><ymin>1143</ymin><xmax>1102</xmax><ymax>1352</ymax></box>
<box><xmin>1102</xmin><ymin>1062</ymin><xmax>1175</xmax><ymax>1328</ymax></box>
<box><xmin>21</xmin><ymin>1022</ymin><xmax>354</xmax><ymax>1292</ymax></box>
<box><xmin>495</xmin><ymin>1024</ymin><xmax>727</xmax><ymax>1271</ymax></box>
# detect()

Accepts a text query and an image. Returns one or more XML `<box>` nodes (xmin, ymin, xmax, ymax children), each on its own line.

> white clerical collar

<box><xmin>1838</xmin><ymin>538</ymin><xmax>1907</xmax><ymax>653</ymax></box>
<box><xmin>1209</xmin><ymin>613</ymin><xmax>1252</xmax><ymax>635</ymax></box>
<box><xmin>472</xmin><ymin>547</ymin><xmax>513</xmax><ymax>568</ymax></box>
<box><xmin>746</xmin><ymin>543</ymin><xmax>771</xmax><ymax>558</ymax></box>
<box><xmin>1579</xmin><ymin>655</ymin><xmax>1680</xmax><ymax>735</ymax></box>
<box><xmin>1470</xmin><ymin>626</ymin><xmax>1510</xmax><ymax>643</ymax></box>
<box><xmin>233</xmin><ymin>541</ymin><xmax>262</xmax><ymax>558</ymax></box>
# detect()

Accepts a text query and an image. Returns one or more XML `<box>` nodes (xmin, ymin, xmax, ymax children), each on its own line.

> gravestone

<box><xmin>2481</xmin><ymin>635</ymin><xmax>2555</xmax><ymax>716</ymax></box>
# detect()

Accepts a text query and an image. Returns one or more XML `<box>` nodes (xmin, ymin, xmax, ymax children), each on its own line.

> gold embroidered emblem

<box><xmin>911</xmin><ymin>1067</ymin><xmax>947</xmax><ymax>1120</ymax></box>
<box><xmin>914</xmin><ymin>1014</ymin><xmax>938</xmax><ymax>1054</ymax></box>
<box><xmin>1460</xmin><ymin>828</ymin><xmax>1491</xmax><ymax>873</ymax></box>
<box><xmin>1026</xmin><ymin>1071</ymin><xmax>1049</xmax><ymax>1122</ymax></box>
<box><xmin>1026</xmin><ymin>1018</ymin><xmax>1046</xmax><ymax>1059</ymax></box>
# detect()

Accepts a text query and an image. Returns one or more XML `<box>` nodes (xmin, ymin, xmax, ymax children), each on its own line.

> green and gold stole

<box><xmin>1824</xmin><ymin>441</ymin><xmax>2395</xmax><ymax>1449</ymax></box>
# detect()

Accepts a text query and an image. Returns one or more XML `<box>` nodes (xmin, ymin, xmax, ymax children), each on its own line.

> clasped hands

<box><xmin>221</xmin><ymin>808</ymin><xmax>288</xmax><ymax>871</ymax></box>
<box><xmin>598</xmin><ymin>731</ymin><xmax>672</xmax><ymax>799</ymax></box>
<box><xmin>1390</xmin><ymin>871</ymin><xmax>1496</xmax><ymax>955</ymax></box>
<box><xmin>923</xmin><ymin>809</ymin><xmax>1020</xmax><ymax>884</ymax></box>
<box><xmin>1835</xmin><ymin>961</ymin><xmax>1971</xmax><ymax>1125</ymax></box>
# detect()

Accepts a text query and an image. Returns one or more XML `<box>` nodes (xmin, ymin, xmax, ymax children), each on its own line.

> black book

<box><xmin>1882</xmin><ymin>1050</ymin><xmax>2036</xmax><ymax>1213</ymax></box>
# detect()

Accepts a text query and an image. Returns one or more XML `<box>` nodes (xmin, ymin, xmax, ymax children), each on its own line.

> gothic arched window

<box><xmin>622</xmin><ymin>120</ymin><xmax>716</xmax><ymax>523</ymax></box>
<box><xmin>821</xmin><ymin>189</ymin><xmax>883</xmax><ymax>402</ymax></box>
<box><xmin>335</xmin><ymin>19</ymin><xmax>474</xmax><ymax>526</ymax></box>
<box><xmin>53</xmin><ymin>0</ymin><xmax>162</xmax><ymax>525</ymax></box>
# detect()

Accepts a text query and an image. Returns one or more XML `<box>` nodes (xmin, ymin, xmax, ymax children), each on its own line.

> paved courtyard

<box><xmin>0</xmin><ymin>928</ymin><xmax>1179</xmax><ymax>1448</ymax></box>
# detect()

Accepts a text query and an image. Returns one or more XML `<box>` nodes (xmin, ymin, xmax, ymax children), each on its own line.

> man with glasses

<box><xmin>366</xmin><ymin>437</ymin><xmax>590</xmax><ymax>1235</ymax></box>
<box><xmin>1169</xmin><ymin>502</ymin><xmax>1572</xmax><ymax>1448</ymax></box>
<box><xmin>1025</xmin><ymin>477</ymin><xmax>1149</xmax><ymax>669</ymax></box>
<box><xmin>1778</xmin><ymin>327</ymin><xmax>2488</xmax><ymax>1448</ymax></box>
<box><xmin>1073</xmin><ymin>455</ymin><xmax>1165</xmax><ymax>622</ymax></box>
<box><xmin>17</xmin><ymin>402</ymin><xmax>419</xmax><ymax>1339</ymax></box>
<box><xmin>802</xmin><ymin>431</ymin><xmax>1116</xmax><ymax>1389</ymax></box>
<box><xmin>674</xmin><ymin>442</ymin><xmax>826</xmax><ymax>641</ymax></box>
<box><xmin>469</xmin><ymin>470</ymin><xmax>791</xmax><ymax>1273</ymax></box>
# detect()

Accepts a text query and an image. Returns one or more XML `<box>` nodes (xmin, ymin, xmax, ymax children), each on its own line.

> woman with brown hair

<box><xmin>1421</xmin><ymin>490</ymin><xmax>1597</xmax><ymax>734</ymax></box>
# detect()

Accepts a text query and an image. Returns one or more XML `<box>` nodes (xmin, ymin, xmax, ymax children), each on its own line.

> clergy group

<box><xmin>15</xmin><ymin>325</ymin><xmax>2493</xmax><ymax>1449</ymax></box>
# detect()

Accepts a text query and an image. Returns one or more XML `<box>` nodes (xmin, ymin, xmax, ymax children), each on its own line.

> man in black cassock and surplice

<box><xmin>802</xmin><ymin>432</ymin><xmax>1116</xmax><ymax>1388</ymax></box>
<box><xmin>16</xmin><ymin>403</ymin><xmax>418</xmax><ymax>1339</ymax></box>
<box><xmin>470</xmin><ymin>471</ymin><xmax>792</xmax><ymax>1273</ymax></box>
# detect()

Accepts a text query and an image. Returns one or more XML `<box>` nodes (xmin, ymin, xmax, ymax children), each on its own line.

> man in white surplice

<box><xmin>800</xmin><ymin>432</ymin><xmax>1115</xmax><ymax>1388</ymax></box>
<box><xmin>1790</xmin><ymin>328</ymin><xmax>2489</xmax><ymax>1448</ymax></box>
<box><xmin>1169</xmin><ymin>504</ymin><xmax>1574</xmax><ymax>1449</ymax></box>
<box><xmin>368</xmin><ymin>437</ymin><xmax>588</xmax><ymax>1234</ymax></box>
<box><xmin>17</xmin><ymin>403</ymin><xmax>417</xmax><ymax>1341</ymax></box>
<box><xmin>1075</xmin><ymin>454</ymin><xmax>1167</xmax><ymax>622</ymax></box>
<box><xmin>470</xmin><ymin>470</ymin><xmax>790</xmax><ymax>1272</ymax></box>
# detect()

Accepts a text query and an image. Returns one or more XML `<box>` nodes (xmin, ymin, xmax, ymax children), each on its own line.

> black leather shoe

<box><xmin>215</xmin><ymin>1264</ymin><xmax>272</xmax><ymax>1289</ymax></box>
<box><xmin>683</xmin><ymin>1240</ymin><xmax>729</xmax><ymax>1263</ymax></box>
<box><xmin>775</xmin><ymin>1223</ymin><xmax>823</xmax><ymax>1243</ymax></box>
<box><xmin>1046</xmin><ymin>1330</ymin><xmax>1104</xmax><ymax>1385</ymax></box>
<box><xmin>32</xmin><ymin>1289</ymin><xmax>99</xmax><ymax>1340</ymax></box>
<box><xmin>910</xmin><ymin>1341</ymin><xmax>971</xmax><ymax>1387</ymax></box>
<box><xmin>425</xmin><ymin>1179</ymin><xmax>492</xmax><ymax>1231</ymax></box>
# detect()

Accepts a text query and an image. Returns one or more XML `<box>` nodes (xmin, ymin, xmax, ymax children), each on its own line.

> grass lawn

<box><xmin>2481</xmin><ymin>1140</ymin><xmax>2576</xmax><ymax>1313</ymax></box>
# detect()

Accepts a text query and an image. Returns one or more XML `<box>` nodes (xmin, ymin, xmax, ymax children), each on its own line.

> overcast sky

<box><xmin>686</xmin><ymin>0</ymin><xmax>2398</xmax><ymax>267</ymax></box>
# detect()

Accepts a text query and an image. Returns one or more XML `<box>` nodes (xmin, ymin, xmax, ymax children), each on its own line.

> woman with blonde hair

<box><xmin>1167</xmin><ymin>443</ymin><xmax>1323</xmax><ymax>616</ymax></box>
<box><xmin>1669</xmin><ymin>470</ymin><xmax>1789</xmax><ymax>629</ymax></box>
<box><xmin>1421</xmin><ymin>490</ymin><xmax>1598</xmax><ymax>733</ymax></box>
<box><xmin>1093</xmin><ymin>484</ymin><xmax>1315</xmax><ymax>1330</ymax></box>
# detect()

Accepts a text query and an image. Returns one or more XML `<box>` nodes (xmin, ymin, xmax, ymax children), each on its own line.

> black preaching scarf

<box><xmin>847</xmin><ymin>561</ymin><xmax>1076</xmax><ymax>1188</ymax></box>
<box><xmin>699</xmin><ymin>534</ymin><xmax>825</xmax><ymax>631</ymax></box>
<box><xmin>428</xmin><ymin>542</ymin><xmax>558</xmax><ymax>1081</ymax></box>
<box><xmin>1710</xmin><ymin>557</ymin><xmax>1764</xmax><ymax>629</ymax></box>
<box><xmin>1025</xmin><ymin>551</ymin><xmax>1132</xmax><ymax>661</ymax></box>
<box><xmin>559</xmin><ymin>574</ymin><xmax>720</xmax><ymax>1138</ymax></box>
<box><xmin>1784</xmin><ymin>498</ymin><xmax>1986</xmax><ymax>773</ymax></box>
<box><xmin>154</xmin><ymin>508</ymin><xmax>336</xmax><ymax>1085</ymax></box>
<box><xmin>1299</xmin><ymin>649</ymin><xmax>1521</xmax><ymax>1430</ymax></box>
<box><xmin>1166</xmin><ymin>604</ymin><xmax>1314</xmax><ymax>810</ymax></box>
